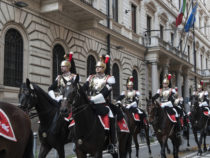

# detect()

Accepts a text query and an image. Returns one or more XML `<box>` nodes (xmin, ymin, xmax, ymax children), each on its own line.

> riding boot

<box><xmin>175</xmin><ymin>117</ymin><xmax>181</xmax><ymax>137</ymax></box>
<box><xmin>108</xmin><ymin>118</ymin><xmax>117</xmax><ymax>154</ymax></box>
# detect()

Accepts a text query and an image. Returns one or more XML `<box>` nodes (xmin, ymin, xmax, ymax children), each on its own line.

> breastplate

<box><xmin>90</xmin><ymin>76</ymin><xmax>106</xmax><ymax>95</ymax></box>
<box><xmin>160</xmin><ymin>89</ymin><xmax>171</xmax><ymax>102</ymax></box>
<box><xmin>198</xmin><ymin>92</ymin><xmax>205</xmax><ymax>102</ymax></box>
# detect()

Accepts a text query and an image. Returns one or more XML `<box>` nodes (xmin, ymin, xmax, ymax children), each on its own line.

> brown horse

<box><xmin>120</xmin><ymin>105</ymin><xmax>151</xmax><ymax>158</ymax></box>
<box><xmin>0</xmin><ymin>102</ymin><xmax>33</xmax><ymax>158</ymax></box>
<box><xmin>146</xmin><ymin>98</ymin><xmax>181</xmax><ymax>158</ymax></box>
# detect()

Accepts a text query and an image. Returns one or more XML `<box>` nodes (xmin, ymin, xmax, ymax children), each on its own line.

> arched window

<box><xmin>112</xmin><ymin>63</ymin><xmax>120</xmax><ymax>99</ymax></box>
<box><xmin>53</xmin><ymin>44</ymin><xmax>65</xmax><ymax>81</ymax></box>
<box><xmin>4</xmin><ymin>29</ymin><xmax>23</xmax><ymax>87</ymax></box>
<box><xmin>87</xmin><ymin>55</ymin><xmax>96</xmax><ymax>76</ymax></box>
<box><xmin>132</xmin><ymin>69</ymin><xmax>138</xmax><ymax>90</ymax></box>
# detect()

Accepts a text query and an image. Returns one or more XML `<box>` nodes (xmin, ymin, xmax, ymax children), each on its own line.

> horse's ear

<box><xmin>26</xmin><ymin>78</ymin><xmax>30</xmax><ymax>88</ymax></box>
<box><xmin>74</xmin><ymin>74</ymin><xmax>79</xmax><ymax>84</ymax></box>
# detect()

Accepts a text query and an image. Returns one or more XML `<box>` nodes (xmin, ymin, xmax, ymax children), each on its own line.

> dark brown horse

<box><xmin>19</xmin><ymin>79</ymin><xmax>73</xmax><ymax>158</ymax></box>
<box><xmin>60</xmin><ymin>75</ymin><xmax>131</xmax><ymax>158</ymax></box>
<box><xmin>0</xmin><ymin>102</ymin><xmax>33</xmax><ymax>158</ymax></box>
<box><xmin>119</xmin><ymin>105</ymin><xmax>151</xmax><ymax>158</ymax></box>
<box><xmin>146</xmin><ymin>98</ymin><xmax>181</xmax><ymax>158</ymax></box>
<box><xmin>189</xmin><ymin>95</ymin><xmax>209</xmax><ymax>155</ymax></box>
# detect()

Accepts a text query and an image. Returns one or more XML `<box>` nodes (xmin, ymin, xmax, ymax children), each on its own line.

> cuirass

<box><xmin>160</xmin><ymin>88</ymin><xmax>171</xmax><ymax>102</ymax></box>
<box><xmin>198</xmin><ymin>92</ymin><xmax>205</xmax><ymax>102</ymax></box>
<box><xmin>90</xmin><ymin>76</ymin><xmax>106</xmax><ymax>95</ymax></box>
<box><xmin>124</xmin><ymin>90</ymin><xmax>136</xmax><ymax>104</ymax></box>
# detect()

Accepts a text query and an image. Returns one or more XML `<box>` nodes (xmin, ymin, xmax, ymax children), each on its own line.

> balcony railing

<box><xmin>201</xmin><ymin>69</ymin><xmax>210</xmax><ymax>77</ymax></box>
<box><xmin>80</xmin><ymin>0</ymin><xmax>93</xmax><ymax>6</ymax></box>
<box><xmin>144</xmin><ymin>36</ymin><xmax>188</xmax><ymax>61</ymax></box>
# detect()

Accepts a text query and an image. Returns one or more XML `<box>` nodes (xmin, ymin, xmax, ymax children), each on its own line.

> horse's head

<box><xmin>60</xmin><ymin>74</ymin><xmax>80</xmax><ymax>117</ymax></box>
<box><xmin>146</xmin><ymin>97</ymin><xmax>159</xmax><ymax>124</ymax></box>
<box><xmin>19</xmin><ymin>78</ymin><xmax>37</xmax><ymax>110</ymax></box>
<box><xmin>190</xmin><ymin>95</ymin><xmax>199</xmax><ymax>112</ymax></box>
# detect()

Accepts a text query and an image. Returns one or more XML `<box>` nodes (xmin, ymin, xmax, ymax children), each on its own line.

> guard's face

<box><xmin>96</xmin><ymin>66</ymin><xmax>104</xmax><ymax>73</ymax></box>
<box><xmin>127</xmin><ymin>85</ymin><xmax>133</xmax><ymax>90</ymax></box>
<box><xmin>163</xmin><ymin>83</ymin><xmax>168</xmax><ymax>88</ymax></box>
<box><xmin>61</xmin><ymin>66</ymin><xmax>69</xmax><ymax>73</ymax></box>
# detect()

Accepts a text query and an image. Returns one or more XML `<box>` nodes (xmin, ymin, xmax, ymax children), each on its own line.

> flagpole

<box><xmin>192</xmin><ymin>0</ymin><xmax>197</xmax><ymax>90</ymax></box>
<box><xmin>182</xmin><ymin>31</ymin><xmax>190</xmax><ymax>54</ymax></box>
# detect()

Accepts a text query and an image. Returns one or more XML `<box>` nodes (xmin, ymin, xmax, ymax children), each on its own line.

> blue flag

<box><xmin>184</xmin><ymin>3</ymin><xmax>198</xmax><ymax>32</ymax></box>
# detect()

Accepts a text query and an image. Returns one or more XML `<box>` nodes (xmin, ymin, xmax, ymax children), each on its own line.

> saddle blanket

<box><xmin>165</xmin><ymin>108</ymin><xmax>177</xmax><ymax>123</ymax></box>
<box><xmin>0</xmin><ymin>109</ymin><xmax>17</xmax><ymax>142</ymax></box>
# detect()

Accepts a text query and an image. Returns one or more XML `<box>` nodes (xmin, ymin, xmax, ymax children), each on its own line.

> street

<box><xmin>43</xmin><ymin>133</ymin><xmax>210</xmax><ymax>158</ymax></box>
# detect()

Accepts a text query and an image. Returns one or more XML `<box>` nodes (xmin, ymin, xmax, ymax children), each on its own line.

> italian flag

<box><xmin>176</xmin><ymin>0</ymin><xmax>186</xmax><ymax>27</ymax></box>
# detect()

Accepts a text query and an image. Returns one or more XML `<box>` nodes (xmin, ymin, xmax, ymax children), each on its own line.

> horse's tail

<box><xmin>23</xmin><ymin>130</ymin><xmax>34</xmax><ymax>158</ymax></box>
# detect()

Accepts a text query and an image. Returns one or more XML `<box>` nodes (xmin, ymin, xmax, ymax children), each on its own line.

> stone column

<box><xmin>183</xmin><ymin>69</ymin><xmax>190</xmax><ymax>112</ymax></box>
<box><xmin>151</xmin><ymin>61</ymin><xmax>159</xmax><ymax>95</ymax></box>
<box><xmin>176</xmin><ymin>66</ymin><xmax>182</xmax><ymax>97</ymax></box>
<box><xmin>163</xmin><ymin>58</ymin><xmax>170</xmax><ymax>77</ymax></box>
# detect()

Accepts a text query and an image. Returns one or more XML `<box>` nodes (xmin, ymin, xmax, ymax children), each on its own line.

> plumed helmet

<box><xmin>127</xmin><ymin>76</ymin><xmax>134</xmax><ymax>86</ymax></box>
<box><xmin>197</xmin><ymin>81</ymin><xmax>203</xmax><ymax>89</ymax></box>
<box><xmin>96</xmin><ymin>55</ymin><xmax>109</xmax><ymax>73</ymax></box>
<box><xmin>60</xmin><ymin>52</ymin><xmax>73</xmax><ymax>68</ymax></box>
<box><xmin>162</xmin><ymin>74</ymin><xmax>171</xmax><ymax>85</ymax></box>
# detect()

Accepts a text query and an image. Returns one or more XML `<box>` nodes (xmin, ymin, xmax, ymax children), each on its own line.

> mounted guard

<box><xmin>117</xmin><ymin>76</ymin><xmax>147</xmax><ymax>126</ymax></box>
<box><xmin>152</xmin><ymin>74</ymin><xmax>181</xmax><ymax>135</ymax></box>
<box><xmin>83</xmin><ymin>54</ymin><xmax>129</xmax><ymax>153</ymax></box>
<box><xmin>193</xmin><ymin>81</ymin><xmax>210</xmax><ymax>116</ymax></box>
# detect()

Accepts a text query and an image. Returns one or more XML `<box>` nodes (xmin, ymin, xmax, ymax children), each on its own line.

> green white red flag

<box><xmin>176</xmin><ymin>0</ymin><xmax>186</xmax><ymax>27</ymax></box>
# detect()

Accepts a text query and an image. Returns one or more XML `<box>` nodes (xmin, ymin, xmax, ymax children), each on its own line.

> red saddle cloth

<box><xmin>167</xmin><ymin>113</ymin><xmax>177</xmax><ymax>123</ymax></box>
<box><xmin>0</xmin><ymin>109</ymin><xmax>17</xmax><ymax>142</ymax></box>
<box><xmin>180</xmin><ymin>118</ymin><xmax>184</xmax><ymax>127</ymax></box>
<box><xmin>117</xmin><ymin>118</ymin><xmax>129</xmax><ymax>133</ymax></box>
<box><xmin>98</xmin><ymin>115</ymin><xmax>110</xmax><ymax>130</ymax></box>
<box><xmin>203</xmin><ymin>111</ymin><xmax>209</xmax><ymax>117</ymax></box>
<box><xmin>132</xmin><ymin>113</ymin><xmax>140</xmax><ymax>121</ymax></box>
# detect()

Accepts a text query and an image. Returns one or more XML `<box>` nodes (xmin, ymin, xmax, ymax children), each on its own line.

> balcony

<box><xmin>144</xmin><ymin>36</ymin><xmax>188</xmax><ymax>61</ymax></box>
<box><xmin>201</xmin><ymin>69</ymin><xmax>210</xmax><ymax>77</ymax></box>
<box><xmin>40</xmin><ymin>0</ymin><xmax>106</xmax><ymax>30</ymax></box>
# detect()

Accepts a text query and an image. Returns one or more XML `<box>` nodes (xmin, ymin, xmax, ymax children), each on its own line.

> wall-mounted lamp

<box><xmin>14</xmin><ymin>1</ymin><xmax>28</xmax><ymax>8</ymax></box>
<box><xmin>125</xmin><ymin>9</ymin><xmax>131</xmax><ymax>14</ymax></box>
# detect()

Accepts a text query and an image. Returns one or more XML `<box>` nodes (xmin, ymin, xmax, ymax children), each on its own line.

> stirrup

<box><xmin>108</xmin><ymin>144</ymin><xmax>117</xmax><ymax>154</ymax></box>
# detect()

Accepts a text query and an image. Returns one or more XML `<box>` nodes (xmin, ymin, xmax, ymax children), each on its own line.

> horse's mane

<box><xmin>32</xmin><ymin>84</ymin><xmax>59</xmax><ymax>108</ymax></box>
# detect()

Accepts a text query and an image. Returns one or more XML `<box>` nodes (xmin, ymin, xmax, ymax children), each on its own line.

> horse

<box><xmin>19</xmin><ymin>79</ymin><xmax>73</xmax><ymax>158</ymax></box>
<box><xmin>119</xmin><ymin>105</ymin><xmax>151</xmax><ymax>158</ymax></box>
<box><xmin>146</xmin><ymin>97</ymin><xmax>181</xmax><ymax>158</ymax></box>
<box><xmin>189</xmin><ymin>95</ymin><xmax>209</xmax><ymax>155</ymax></box>
<box><xmin>0</xmin><ymin>102</ymin><xmax>33</xmax><ymax>158</ymax></box>
<box><xmin>60</xmin><ymin>75</ymin><xmax>131</xmax><ymax>158</ymax></box>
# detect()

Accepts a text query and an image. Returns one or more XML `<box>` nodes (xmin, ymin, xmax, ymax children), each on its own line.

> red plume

<box><xmin>168</xmin><ymin>74</ymin><xmax>172</xmax><ymax>80</ymax></box>
<box><xmin>69</xmin><ymin>51</ymin><xmax>73</xmax><ymax>62</ymax></box>
<box><xmin>130</xmin><ymin>76</ymin><xmax>134</xmax><ymax>82</ymax></box>
<box><xmin>105</xmin><ymin>55</ymin><xmax>110</xmax><ymax>64</ymax></box>
<box><xmin>175</xmin><ymin>87</ymin><xmax>178</xmax><ymax>92</ymax></box>
<box><xmin>200</xmin><ymin>81</ymin><xmax>203</xmax><ymax>85</ymax></box>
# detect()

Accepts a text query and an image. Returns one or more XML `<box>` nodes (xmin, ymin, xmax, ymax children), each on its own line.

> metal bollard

<box><xmin>33</xmin><ymin>132</ymin><xmax>38</xmax><ymax>158</ymax></box>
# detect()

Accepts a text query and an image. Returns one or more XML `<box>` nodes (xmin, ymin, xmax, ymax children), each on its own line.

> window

<box><xmin>4</xmin><ymin>29</ymin><xmax>23</xmax><ymax>87</ymax></box>
<box><xmin>112</xmin><ymin>0</ymin><xmax>118</xmax><ymax>22</ymax></box>
<box><xmin>87</xmin><ymin>55</ymin><xmax>96</xmax><ymax>76</ymax></box>
<box><xmin>180</xmin><ymin>40</ymin><xmax>183</xmax><ymax>52</ymax></box>
<box><xmin>112</xmin><ymin>63</ymin><xmax>120</xmax><ymax>99</ymax></box>
<box><xmin>131</xmin><ymin>4</ymin><xmax>136</xmax><ymax>33</ymax></box>
<box><xmin>132</xmin><ymin>70</ymin><xmax>138</xmax><ymax>90</ymax></box>
<box><xmin>199</xmin><ymin>17</ymin><xmax>201</xmax><ymax>29</ymax></box>
<box><xmin>171</xmin><ymin>33</ymin><xmax>174</xmax><ymax>46</ymax></box>
<box><xmin>160</xmin><ymin>25</ymin><xmax>164</xmax><ymax>40</ymax></box>
<box><xmin>206</xmin><ymin>58</ymin><xmax>208</xmax><ymax>69</ymax></box>
<box><xmin>53</xmin><ymin>44</ymin><xmax>65</xmax><ymax>81</ymax></box>
<box><xmin>147</xmin><ymin>15</ymin><xmax>152</xmax><ymax>44</ymax></box>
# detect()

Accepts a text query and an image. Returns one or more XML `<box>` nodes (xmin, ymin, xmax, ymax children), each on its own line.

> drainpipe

<box><xmin>106</xmin><ymin>0</ymin><xmax>110</xmax><ymax>74</ymax></box>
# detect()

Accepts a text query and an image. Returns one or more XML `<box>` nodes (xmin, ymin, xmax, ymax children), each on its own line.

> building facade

<box><xmin>0</xmin><ymin>0</ymin><xmax>209</xmax><ymax>110</ymax></box>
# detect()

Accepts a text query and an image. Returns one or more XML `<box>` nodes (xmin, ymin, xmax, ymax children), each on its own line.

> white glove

<box><xmin>55</xmin><ymin>95</ymin><xmax>63</xmax><ymax>102</ymax></box>
<box><xmin>48</xmin><ymin>90</ymin><xmax>56</xmax><ymax>100</ymax></box>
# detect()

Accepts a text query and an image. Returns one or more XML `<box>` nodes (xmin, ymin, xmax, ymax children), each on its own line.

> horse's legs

<box><xmin>56</xmin><ymin>145</ymin><xmax>65</xmax><ymax>158</ymax></box>
<box><xmin>160</xmin><ymin>137</ymin><xmax>167</xmax><ymax>158</ymax></box>
<box><xmin>144</xmin><ymin>125</ymin><xmax>152</xmax><ymax>155</ymax></box>
<box><xmin>38</xmin><ymin>144</ymin><xmax>52</xmax><ymax>158</ymax></box>
<box><xmin>76</xmin><ymin>148</ymin><xmax>87</xmax><ymax>158</ymax></box>
<box><xmin>166</xmin><ymin>142</ymin><xmax>171</xmax><ymax>154</ymax></box>
<box><xmin>203</xmin><ymin>132</ymin><xmax>207</xmax><ymax>152</ymax></box>
<box><xmin>187</xmin><ymin>125</ymin><xmax>190</xmax><ymax>147</ymax></box>
<box><xmin>133</xmin><ymin>132</ymin><xmax>139</xmax><ymax>158</ymax></box>
<box><xmin>171</xmin><ymin>137</ymin><xmax>179</xmax><ymax>158</ymax></box>
<box><xmin>192</xmin><ymin>128</ymin><xmax>202</xmax><ymax>155</ymax></box>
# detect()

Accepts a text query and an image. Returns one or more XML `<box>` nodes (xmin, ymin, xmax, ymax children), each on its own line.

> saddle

<box><xmin>165</xmin><ymin>107</ymin><xmax>177</xmax><ymax>123</ymax></box>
